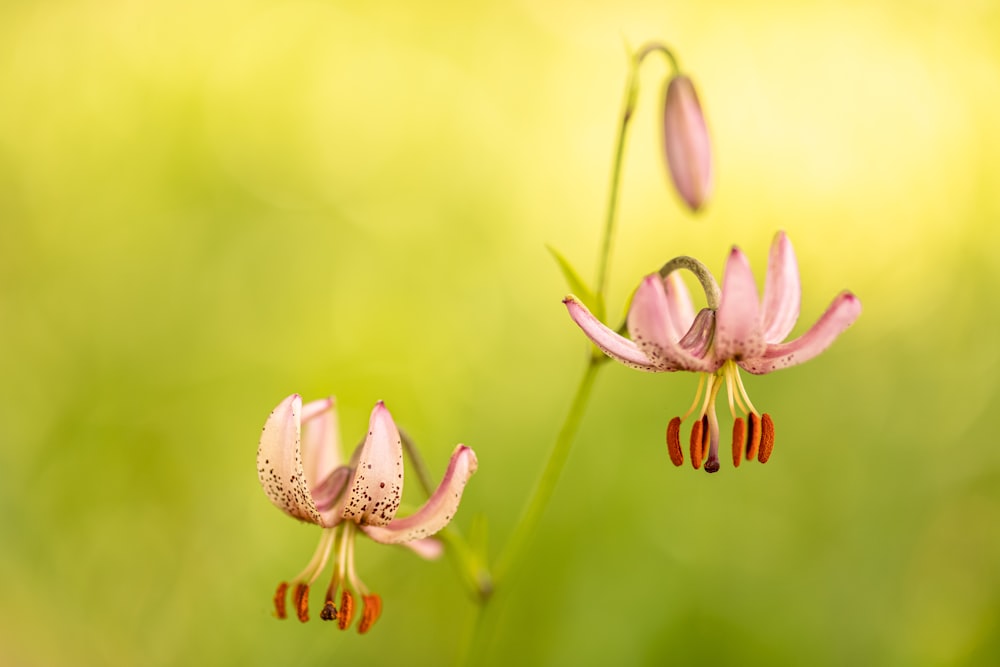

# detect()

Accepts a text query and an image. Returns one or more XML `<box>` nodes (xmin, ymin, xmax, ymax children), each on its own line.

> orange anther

<box><xmin>358</xmin><ymin>594</ymin><xmax>383</xmax><ymax>634</ymax></box>
<box><xmin>273</xmin><ymin>582</ymin><xmax>289</xmax><ymax>620</ymax></box>
<box><xmin>746</xmin><ymin>412</ymin><xmax>762</xmax><ymax>461</ymax></box>
<box><xmin>731</xmin><ymin>418</ymin><xmax>745</xmax><ymax>468</ymax></box>
<box><xmin>666</xmin><ymin>417</ymin><xmax>683</xmax><ymax>467</ymax></box>
<box><xmin>689</xmin><ymin>418</ymin><xmax>703</xmax><ymax>469</ymax></box>
<box><xmin>293</xmin><ymin>583</ymin><xmax>310</xmax><ymax>623</ymax></box>
<box><xmin>758</xmin><ymin>413</ymin><xmax>775</xmax><ymax>463</ymax></box>
<box><xmin>338</xmin><ymin>590</ymin><xmax>356</xmax><ymax>630</ymax></box>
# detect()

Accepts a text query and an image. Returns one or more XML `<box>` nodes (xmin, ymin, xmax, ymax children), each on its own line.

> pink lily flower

<box><xmin>257</xmin><ymin>395</ymin><xmax>478</xmax><ymax>632</ymax></box>
<box><xmin>563</xmin><ymin>231</ymin><xmax>861</xmax><ymax>472</ymax></box>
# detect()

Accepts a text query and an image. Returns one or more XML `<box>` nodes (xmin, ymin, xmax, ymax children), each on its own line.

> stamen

<box><xmin>666</xmin><ymin>417</ymin><xmax>683</xmax><ymax>467</ymax></box>
<box><xmin>358</xmin><ymin>594</ymin><xmax>383</xmax><ymax>634</ymax></box>
<box><xmin>689</xmin><ymin>417</ymin><xmax>704</xmax><ymax>470</ymax></box>
<box><xmin>338</xmin><ymin>590</ymin><xmax>356</xmax><ymax>630</ymax></box>
<box><xmin>745</xmin><ymin>412</ymin><xmax>762</xmax><ymax>461</ymax></box>
<box><xmin>289</xmin><ymin>528</ymin><xmax>337</xmax><ymax>587</ymax></box>
<box><xmin>724</xmin><ymin>367</ymin><xmax>737</xmax><ymax>418</ymax></box>
<box><xmin>731</xmin><ymin>418</ymin><xmax>745</xmax><ymax>468</ymax></box>
<box><xmin>732</xmin><ymin>365</ymin><xmax>758</xmax><ymax>416</ymax></box>
<box><xmin>293</xmin><ymin>583</ymin><xmax>310</xmax><ymax>623</ymax></box>
<box><xmin>273</xmin><ymin>582</ymin><xmax>289</xmax><ymax>620</ymax></box>
<box><xmin>681</xmin><ymin>374</ymin><xmax>707</xmax><ymax>421</ymax></box>
<box><xmin>320</xmin><ymin>600</ymin><xmax>337</xmax><ymax>622</ymax></box>
<box><xmin>758</xmin><ymin>413</ymin><xmax>775</xmax><ymax>463</ymax></box>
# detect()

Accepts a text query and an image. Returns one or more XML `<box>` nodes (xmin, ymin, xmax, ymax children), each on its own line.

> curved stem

<box><xmin>594</xmin><ymin>41</ymin><xmax>683</xmax><ymax>304</ymax></box>
<box><xmin>657</xmin><ymin>255</ymin><xmax>722</xmax><ymax>309</ymax></box>
<box><xmin>593</xmin><ymin>56</ymin><xmax>639</xmax><ymax>302</ymax></box>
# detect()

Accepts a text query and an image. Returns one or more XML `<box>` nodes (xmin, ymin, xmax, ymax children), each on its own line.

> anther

<box><xmin>731</xmin><ymin>418</ymin><xmax>745</xmax><ymax>468</ymax></box>
<box><xmin>758</xmin><ymin>413</ymin><xmax>775</xmax><ymax>463</ymax></box>
<box><xmin>273</xmin><ymin>582</ymin><xmax>289</xmax><ymax>620</ymax></box>
<box><xmin>337</xmin><ymin>590</ymin><xmax>356</xmax><ymax>630</ymax></box>
<box><xmin>745</xmin><ymin>412</ymin><xmax>761</xmax><ymax>461</ymax></box>
<box><xmin>666</xmin><ymin>417</ymin><xmax>683</xmax><ymax>467</ymax></box>
<box><xmin>358</xmin><ymin>594</ymin><xmax>383</xmax><ymax>634</ymax></box>
<box><xmin>293</xmin><ymin>583</ymin><xmax>310</xmax><ymax>623</ymax></box>
<box><xmin>320</xmin><ymin>599</ymin><xmax>337</xmax><ymax>621</ymax></box>
<box><xmin>689</xmin><ymin>418</ymin><xmax>703</xmax><ymax>469</ymax></box>
<box><xmin>699</xmin><ymin>414</ymin><xmax>711</xmax><ymax>461</ymax></box>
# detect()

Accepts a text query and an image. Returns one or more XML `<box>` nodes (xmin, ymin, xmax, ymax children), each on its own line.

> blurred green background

<box><xmin>2</xmin><ymin>0</ymin><xmax>999</xmax><ymax>665</ymax></box>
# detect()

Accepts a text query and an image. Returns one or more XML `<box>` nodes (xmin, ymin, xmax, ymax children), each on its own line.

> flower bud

<box><xmin>662</xmin><ymin>74</ymin><xmax>713</xmax><ymax>212</ymax></box>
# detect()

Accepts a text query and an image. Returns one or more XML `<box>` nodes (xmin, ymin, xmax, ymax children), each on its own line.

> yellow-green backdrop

<box><xmin>2</xmin><ymin>0</ymin><xmax>998</xmax><ymax>665</ymax></box>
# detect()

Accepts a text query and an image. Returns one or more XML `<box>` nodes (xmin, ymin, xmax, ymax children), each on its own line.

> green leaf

<box><xmin>547</xmin><ymin>245</ymin><xmax>605</xmax><ymax>321</ymax></box>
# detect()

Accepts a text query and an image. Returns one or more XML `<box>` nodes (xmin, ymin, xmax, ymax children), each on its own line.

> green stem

<box><xmin>593</xmin><ymin>55</ymin><xmax>639</xmax><ymax>301</ymax></box>
<box><xmin>493</xmin><ymin>360</ymin><xmax>602</xmax><ymax>583</ymax></box>
<box><xmin>594</xmin><ymin>41</ymin><xmax>682</xmax><ymax>300</ymax></box>
<box><xmin>457</xmin><ymin>360</ymin><xmax>603</xmax><ymax>665</ymax></box>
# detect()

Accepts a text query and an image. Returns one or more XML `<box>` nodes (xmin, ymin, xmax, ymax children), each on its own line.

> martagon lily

<box><xmin>257</xmin><ymin>394</ymin><xmax>478</xmax><ymax>632</ymax></box>
<box><xmin>563</xmin><ymin>231</ymin><xmax>861</xmax><ymax>472</ymax></box>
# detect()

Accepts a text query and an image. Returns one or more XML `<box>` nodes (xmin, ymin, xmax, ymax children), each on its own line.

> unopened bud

<box><xmin>662</xmin><ymin>74</ymin><xmax>713</xmax><ymax>212</ymax></box>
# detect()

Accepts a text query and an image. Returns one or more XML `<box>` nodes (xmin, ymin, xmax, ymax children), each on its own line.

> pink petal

<box><xmin>628</xmin><ymin>275</ymin><xmax>718</xmax><ymax>372</ymax></box>
<box><xmin>739</xmin><ymin>291</ymin><xmax>862</xmax><ymax>374</ymax></box>
<box><xmin>664</xmin><ymin>271</ymin><xmax>696</xmax><ymax>340</ymax></box>
<box><xmin>761</xmin><ymin>231</ymin><xmax>801</xmax><ymax>344</ymax></box>
<box><xmin>363</xmin><ymin>445</ymin><xmax>478</xmax><ymax>545</ymax></box>
<box><xmin>396</xmin><ymin>537</ymin><xmax>444</xmax><ymax>560</ymax></box>
<box><xmin>663</xmin><ymin>75</ymin><xmax>713</xmax><ymax>212</ymax></box>
<box><xmin>257</xmin><ymin>394</ymin><xmax>327</xmax><ymax>526</ymax></box>
<box><xmin>563</xmin><ymin>296</ymin><xmax>660</xmax><ymax>371</ymax></box>
<box><xmin>715</xmin><ymin>247</ymin><xmax>765</xmax><ymax>361</ymax></box>
<box><xmin>342</xmin><ymin>401</ymin><xmax>404</xmax><ymax>527</ymax></box>
<box><xmin>300</xmin><ymin>397</ymin><xmax>342</xmax><ymax>505</ymax></box>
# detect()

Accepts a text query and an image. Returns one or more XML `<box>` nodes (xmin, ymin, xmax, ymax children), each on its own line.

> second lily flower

<box><xmin>563</xmin><ymin>231</ymin><xmax>861</xmax><ymax>472</ymax></box>
<box><xmin>258</xmin><ymin>395</ymin><xmax>478</xmax><ymax>631</ymax></box>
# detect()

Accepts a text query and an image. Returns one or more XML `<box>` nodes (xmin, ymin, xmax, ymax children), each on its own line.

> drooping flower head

<box><xmin>563</xmin><ymin>231</ymin><xmax>861</xmax><ymax>472</ymax></box>
<box><xmin>257</xmin><ymin>395</ymin><xmax>478</xmax><ymax>631</ymax></box>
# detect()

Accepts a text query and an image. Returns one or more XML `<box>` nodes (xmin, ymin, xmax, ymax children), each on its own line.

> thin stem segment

<box><xmin>493</xmin><ymin>360</ymin><xmax>602</xmax><ymax>583</ymax></box>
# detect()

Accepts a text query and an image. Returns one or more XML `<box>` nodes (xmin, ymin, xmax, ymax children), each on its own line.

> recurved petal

<box><xmin>716</xmin><ymin>247</ymin><xmax>765</xmax><ymax>361</ymax></box>
<box><xmin>563</xmin><ymin>296</ymin><xmax>660</xmax><ymax>371</ymax></box>
<box><xmin>342</xmin><ymin>401</ymin><xmax>404</xmax><ymax>527</ymax></box>
<box><xmin>398</xmin><ymin>537</ymin><xmax>445</xmax><ymax>560</ymax></box>
<box><xmin>628</xmin><ymin>274</ymin><xmax>716</xmax><ymax>372</ymax></box>
<box><xmin>761</xmin><ymin>231</ymin><xmax>801</xmax><ymax>344</ymax></box>
<box><xmin>363</xmin><ymin>445</ymin><xmax>478</xmax><ymax>545</ymax></box>
<box><xmin>257</xmin><ymin>394</ymin><xmax>326</xmax><ymax>525</ymax></box>
<box><xmin>739</xmin><ymin>291</ymin><xmax>862</xmax><ymax>374</ymax></box>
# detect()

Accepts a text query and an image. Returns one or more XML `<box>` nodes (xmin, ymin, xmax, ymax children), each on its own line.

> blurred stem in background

<box><xmin>458</xmin><ymin>42</ymin><xmax>688</xmax><ymax>664</ymax></box>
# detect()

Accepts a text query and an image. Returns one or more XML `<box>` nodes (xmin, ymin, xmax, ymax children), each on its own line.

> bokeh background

<box><xmin>2</xmin><ymin>0</ymin><xmax>999</xmax><ymax>665</ymax></box>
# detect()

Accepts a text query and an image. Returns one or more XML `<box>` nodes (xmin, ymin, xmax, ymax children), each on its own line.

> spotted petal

<box><xmin>563</xmin><ymin>296</ymin><xmax>659</xmax><ymax>371</ymax></box>
<box><xmin>761</xmin><ymin>231</ymin><xmax>801</xmax><ymax>344</ymax></box>
<box><xmin>739</xmin><ymin>291</ymin><xmax>862</xmax><ymax>374</ymax></box>
<box><xmin>716</xmin><ymin>247</ymin><xmax>765</xmax><ymax>361</ymax></box>
<box><xmin>258</xmin><ymin>394</ymin><xmax>332</xmax><ymax>526</ymax></box>
<box><xmin>364</xmin><ymin>445</ymin><xmax>478</xmax><ymax>545</ymax></box>
<box><xmin>627</xmin><ymin>274</ymin><xmax>717</xmax><ymax>372</ymax></box>
<box><xmin>342</xmin><ymin>401</ymin><xmax>405</xmax><ymax>527</ymax></box>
